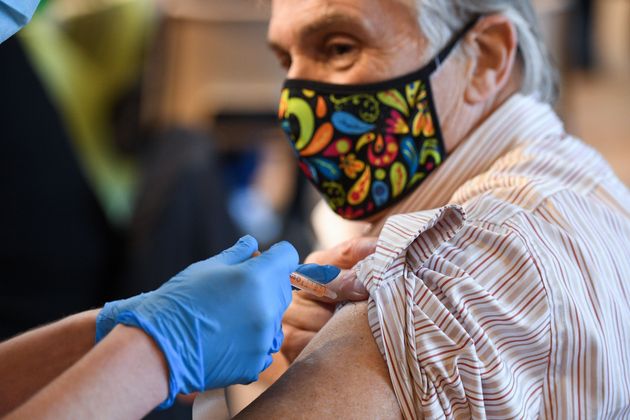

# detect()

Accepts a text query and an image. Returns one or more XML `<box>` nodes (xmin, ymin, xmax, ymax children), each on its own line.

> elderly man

<box><xmin>231</xmin><ymin>0</ymin><xmax>630</xmax><ymax>418</ymax></box>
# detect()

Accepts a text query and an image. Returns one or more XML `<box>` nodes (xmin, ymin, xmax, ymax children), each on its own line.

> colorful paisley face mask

<box><xmin>278</xmin><ymin>22</ymin><xmax>474</xmax><ymax>220</ymax></box>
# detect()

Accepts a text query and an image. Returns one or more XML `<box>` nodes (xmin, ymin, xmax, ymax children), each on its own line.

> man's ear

<box><xmin>464</xmin><ymin>14</ymin><xmax>518</xmax><ymax>104</ymax></box>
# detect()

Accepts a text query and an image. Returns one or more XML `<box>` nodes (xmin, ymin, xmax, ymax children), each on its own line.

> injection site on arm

<box><xmin>236</xmin><ymin>302</ymin><xmax>402</xmax><ymax>419</ymax></box>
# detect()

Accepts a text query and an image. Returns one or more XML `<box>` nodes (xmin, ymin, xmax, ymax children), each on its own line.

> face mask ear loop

<box><xmin>425</xmin><ymin>17</ymin><xmax>481</xmax><ymax>75</ymax></box>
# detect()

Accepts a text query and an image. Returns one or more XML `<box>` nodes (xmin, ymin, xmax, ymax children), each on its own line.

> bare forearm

<box><xmin>0</xmin><ymin>309</ymin><xmax>99</xmax><ymax>415</ymax></box>
<box><xmin>236</xmin><ymin>302</ymin><xmax>401</xmax><ymax>419</ymax></box>
<box><xmin>6</xmin><ymin>324</ymin><xmax>169</xmax><ymax>419</ymax></box>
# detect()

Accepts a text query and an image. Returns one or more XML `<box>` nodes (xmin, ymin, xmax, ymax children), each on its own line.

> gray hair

<box><xmin>411</xmin><ymin>0</ymin><xmax>558</xmax><ymax>103</ymax></box>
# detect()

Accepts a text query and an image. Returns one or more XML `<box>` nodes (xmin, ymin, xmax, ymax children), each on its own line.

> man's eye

<box><xmin>322</xmin><ymin>37</ymin><xmax>360</xmax><ymax>70</ymax></box>
<box><xmin>327</xmin><ymin>43</ymin><xmax>356</xmax><ymax>57</ymax></box>
<box><xmin>276</xmin><ymin>52</ymin><xmax>292</xmax><ymax>70</ymax></box>
<box><xmin>281</xmin><ymin>55</ymin><xmax>292</xmax><ymax>70</ymax></box>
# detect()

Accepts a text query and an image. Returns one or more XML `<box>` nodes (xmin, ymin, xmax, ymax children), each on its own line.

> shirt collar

<box><xmin>368</xmin><ymin>94</ymin><xmax>565</xmax><ymax>234</ymax></box>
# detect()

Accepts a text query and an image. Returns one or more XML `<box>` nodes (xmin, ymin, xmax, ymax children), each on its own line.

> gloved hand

<box><xmin>96</xmin><ymin>236</ymin><xmax>297</xmax><ymax>409</ymax></box>
<box><xmin>94</xmin><ymin>264</ymin><xmax>340</xmax><ymax>344</ymax></box>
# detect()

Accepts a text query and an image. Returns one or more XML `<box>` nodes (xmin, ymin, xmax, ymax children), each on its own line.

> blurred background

<box><xmin>0</xmin><ymin>0</ymin><xmax>628</xmax><ymax>418</ymax></box>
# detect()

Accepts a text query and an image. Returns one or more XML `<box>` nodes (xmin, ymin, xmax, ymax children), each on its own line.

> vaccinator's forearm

<box><xmin>5</xmin><ymin>324</ymin><xmax>169</xmax><ymax>419</ymax></box>
<box><xmin>0</xmin><ymin>310</ymin><xmax>99</xmax><ymax>416</ymax></box>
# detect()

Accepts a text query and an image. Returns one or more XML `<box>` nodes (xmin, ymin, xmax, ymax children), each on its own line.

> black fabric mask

<box><xmin>279</xmin><ymin>21</ymin><xmax>476</xmax><ymax>220</ymax></box>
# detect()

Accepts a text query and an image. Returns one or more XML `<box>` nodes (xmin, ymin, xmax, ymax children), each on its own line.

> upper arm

<box><xmin>236</xmin><ymin>301</ymin><xmax>402</xmax><ymax>419</ymax></box>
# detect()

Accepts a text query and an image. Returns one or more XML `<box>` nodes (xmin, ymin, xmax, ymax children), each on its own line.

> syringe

<box><xmin>290</xmin><ymin>272</ymin><xmax>338</xmax><ymax>300</ymax></box>
<box><xmin>252</xmin><ymin>250</ymin><xmax>337</xmax><ymax>300</ymax></box>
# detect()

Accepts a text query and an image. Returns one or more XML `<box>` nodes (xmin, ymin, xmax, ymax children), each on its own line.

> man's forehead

<box><xmin>268</xmin><ymin>0</ymin><xmax>412</xmax><ymax>47</ymax></box>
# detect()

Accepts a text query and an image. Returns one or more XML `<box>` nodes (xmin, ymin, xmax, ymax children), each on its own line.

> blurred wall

<box><xmin>144</xmin><ymin>0</ymin><xmax>282</xmax><ymax>128</ymax></box>
<box><xmin>562</xmin><ymin>0</ymin><xmax>630</xmax><ymax>184</ymax></box>
<box><xmin>521</xmin><ymin>0</ymin><xmax>630</xmax><ymax>185</ymax></box>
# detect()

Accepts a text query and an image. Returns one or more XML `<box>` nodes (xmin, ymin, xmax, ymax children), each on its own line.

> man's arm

<box><xmin>236</xmin><ymin>302</ymin><xmax>402</xmax><ymax>419</ymax></box>
<box><xmin>5</xmin><ymin>324</ymin><xmax>169</xmax><ymax>419</ymax></box>
<box><xmin>0</xmin><ymin>309</ymin><xmax>99</xmax><ymax>415</ymax></box>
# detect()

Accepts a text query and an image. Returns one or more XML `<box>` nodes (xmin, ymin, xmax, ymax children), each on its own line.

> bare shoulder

<box><xmin>236</xmin><ymin>302</ymin><xmax>401</xmax><ymax>419</ymax></box>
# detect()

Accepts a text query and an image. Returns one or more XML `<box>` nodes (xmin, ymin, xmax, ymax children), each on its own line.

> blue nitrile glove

<box><xmin>96</xmin><ymin>235</ymin><xmax>297</xmax><ymax>409</ymax></box>
<box><xmin>96</xmin><ymin>292</ymin><xmax>148</xmax><ymax>342</ymax></box>
<box><xmin>0</xmin><ymin>0</ymin><xmax>40</xmax><ymax>43</ymax></box>
<box><xmin>294</xmin><ymin>264</ymin><xmax>341</xmax><ymax>286</ymax></box>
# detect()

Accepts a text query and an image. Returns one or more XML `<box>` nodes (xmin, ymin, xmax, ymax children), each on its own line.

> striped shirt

<box><xmin>355</xmin><ymin>94</ymin><xmax>630</xmax><ymax>419</ymax></box>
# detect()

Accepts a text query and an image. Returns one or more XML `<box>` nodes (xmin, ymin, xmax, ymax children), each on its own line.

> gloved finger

<box><xmin>209</xmin><ymin>235</ymin><xmax>259</xmax><ymax>266</ymax></box>
<box><xmin>246</xmin><ymin>241</ymin><xmax>299</xmax><ymax>280</ymax></box>
<box><xmin>269</xmin><ymin>326</ymin><xmax>284</xmax><ymax>354</ymax></box>
<box><xmin>244</xmin><ymin>241</ymin><xmax>298</xmax><ymax>309</ymax></box>
<box><xmin>295</xmin><ymin>264</ymin><xmax>341</xmax><ymax>285</ymax></box>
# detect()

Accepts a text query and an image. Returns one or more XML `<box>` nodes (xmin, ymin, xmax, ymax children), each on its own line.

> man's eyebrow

<box><xmin>268</xmin><ymin>11</ymin><xmax>370</xmax><ymax>53</ymax></box>
<box><xmin>299</xmin><ymin>12</ymin><xmax>366</xmax><ymax>38</ymax></box>
<box><xmin>267</xmin><ymin>40</ymin><xmax>286</xmax><ymax>54</ymax></box>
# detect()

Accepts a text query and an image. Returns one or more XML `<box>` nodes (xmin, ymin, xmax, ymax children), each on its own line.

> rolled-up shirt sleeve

<box><xmin>356</xmin><ymin>205</ymin><xmax>550</xmax><ymax>419</ymax></box>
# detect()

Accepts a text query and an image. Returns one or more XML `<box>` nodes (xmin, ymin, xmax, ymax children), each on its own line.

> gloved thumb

<box><xmin>210</xmin><ymin>235</ymin><xmax>259</xmax><ymax>265</ymax></box>
<box><xmin>246</xmin><ymin>241</ymin><xmax>299</xmax><ymax>276</ymax></box>
<box><xmin>295</xmin><ymin>264</ymin><xmax>341</xmax><ymax>284</ymax></box>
